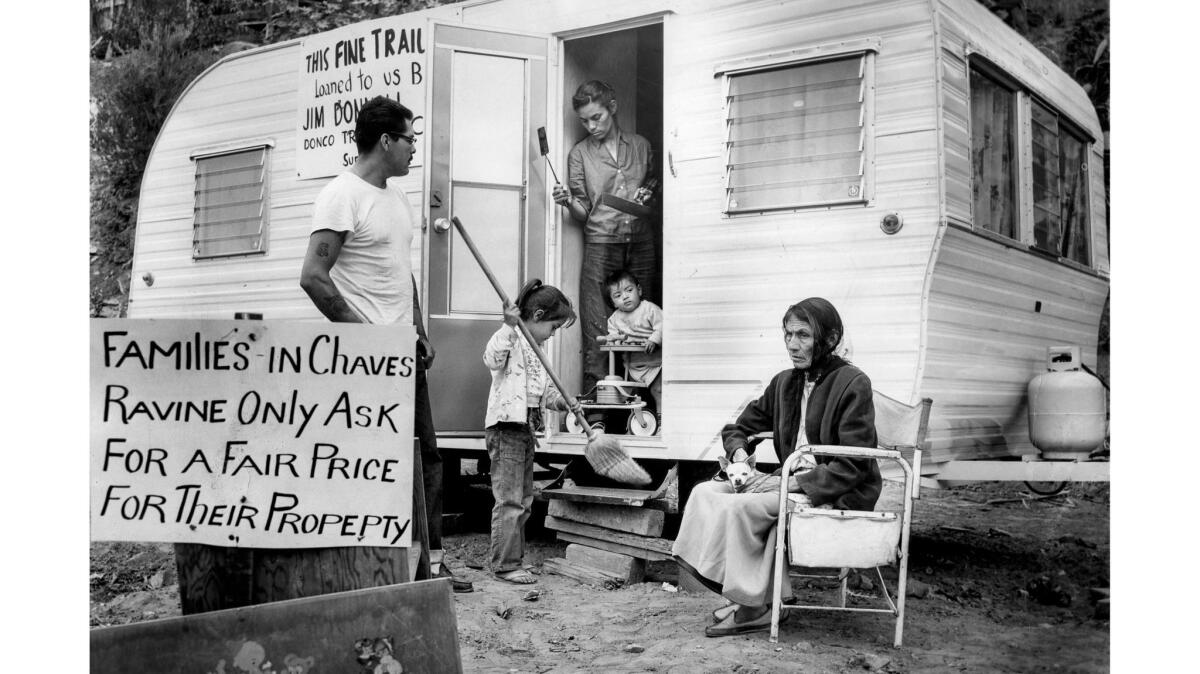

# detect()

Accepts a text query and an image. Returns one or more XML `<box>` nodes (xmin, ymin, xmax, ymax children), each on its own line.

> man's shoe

<box><xmin>436</xmin><ymin>565</ymin><xmax>474</xmax><ymax>593</ymax></box>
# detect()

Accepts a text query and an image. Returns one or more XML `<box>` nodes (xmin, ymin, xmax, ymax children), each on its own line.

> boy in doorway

<box><xmin>603</xmin><ymin>269</ymin><xmax>663</xmax><ymax>424</ymax></box>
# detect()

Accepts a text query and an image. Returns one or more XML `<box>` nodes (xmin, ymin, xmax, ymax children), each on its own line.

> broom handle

<box><xmin>449</xmin><ymin>216</ymin><xmax>596</xmax><ymax>438</ymax></box>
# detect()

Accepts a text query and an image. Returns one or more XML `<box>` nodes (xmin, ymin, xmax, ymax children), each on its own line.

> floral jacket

<box><xmin>482</xmin><ymin>324</ymin><xmax>565</xmax><ymax>428</ymax></box>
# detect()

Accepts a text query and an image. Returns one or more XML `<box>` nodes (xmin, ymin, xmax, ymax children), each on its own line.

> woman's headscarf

<box><xmin>782</xmin><ymin>297</ymin><xmax>845</xmax><ymax>371</ymax></box>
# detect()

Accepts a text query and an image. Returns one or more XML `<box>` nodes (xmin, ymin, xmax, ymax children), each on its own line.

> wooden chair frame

<box><xmin>768</xmin><ymin>394</ymin><xmax>932</xmax><ymax>647</ymax></box>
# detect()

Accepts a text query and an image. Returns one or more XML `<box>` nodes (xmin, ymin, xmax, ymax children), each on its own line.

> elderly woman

<box><xmin>671</xmin><ymin>297</ymin><xmax>881</xmax><ymax>637</ymax></box>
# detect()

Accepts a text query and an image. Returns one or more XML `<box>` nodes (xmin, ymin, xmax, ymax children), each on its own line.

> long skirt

<box><xmin>670</xmin><ymin>480</ymin><xmax>794</xmax><ymax>608</ymax></box>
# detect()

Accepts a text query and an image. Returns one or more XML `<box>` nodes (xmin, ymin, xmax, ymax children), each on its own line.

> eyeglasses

<box><xmin>385</xmin><ymin>132</ymin><xmax>417</xmax><ymax>146</ymax></box>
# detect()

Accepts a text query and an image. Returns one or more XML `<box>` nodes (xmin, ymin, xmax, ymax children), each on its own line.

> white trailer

<box><xmin>128</xmin><ymin>0</ymin><xmax>1109</xmax><ymax>479</ymax></box>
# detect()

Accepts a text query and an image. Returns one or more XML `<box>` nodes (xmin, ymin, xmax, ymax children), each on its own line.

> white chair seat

<box><xmin>787</xmin><ymin>508</ymin><xmax>900</xmax><ymax>568</ymax></box>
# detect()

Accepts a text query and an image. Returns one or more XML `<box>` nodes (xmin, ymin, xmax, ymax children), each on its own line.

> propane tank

<box><xmin>1027</xmin><ymin>345</ymin><xmax>1107</xmax><ymax>460</ymax></box>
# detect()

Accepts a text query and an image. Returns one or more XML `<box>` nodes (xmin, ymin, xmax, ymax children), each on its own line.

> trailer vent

<box><xmin>192</xmin><ymin>145</ymin><xmax>270</xmax><ymax>260</ymax></box>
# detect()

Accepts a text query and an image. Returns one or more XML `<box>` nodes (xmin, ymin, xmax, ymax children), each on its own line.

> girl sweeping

<box><xmin>483</xmin><ymin>279</ymin><xmax>577</xmax><ymax>584</ymax></box>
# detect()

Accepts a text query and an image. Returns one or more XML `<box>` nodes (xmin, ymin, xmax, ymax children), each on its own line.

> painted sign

<box><xmin>296</xmin><ymin>16</ymin><xmax>428</xmax><ymax>179</ymax></box>
<box><xmin>90</xmin><ymin>319</ymin><xmax>415</xmax><ymax>548</ymax></box>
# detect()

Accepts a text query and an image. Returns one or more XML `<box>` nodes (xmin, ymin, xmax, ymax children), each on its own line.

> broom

<box><xmin>450</xmin><ymin>216</ymin><xmax>651</xmax><ymax>487</ymax></box>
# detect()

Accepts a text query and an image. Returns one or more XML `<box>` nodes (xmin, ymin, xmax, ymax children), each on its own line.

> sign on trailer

<box><xmin>90</xmin><ymin>318</ymin><xmax>416</xmax><ymax>548</ymax></box>
<box><xmin>296</xmin><ymin>15</ymin><xmax>428</xmax><ymax>179</ymax></box>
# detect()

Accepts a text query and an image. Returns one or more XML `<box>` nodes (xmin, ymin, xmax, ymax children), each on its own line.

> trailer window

<box><xmin>969</xmin><ymin>69</ymin><xmax>1018</xmax><ymax>239</ymax></box>
<box><xmin>192</xmin><ymin>146</ymin><xmax>269</xmax><ymax>259</ymax></box>
<box><xmin>1031</xmin><ymin>100</ymin><xmax>1090</xmax><ymax>265</ymax></box>
<box><xmin>723</xmin><ymin>54</ymin><xmax>868</xmax><ymax>213</ymax></box>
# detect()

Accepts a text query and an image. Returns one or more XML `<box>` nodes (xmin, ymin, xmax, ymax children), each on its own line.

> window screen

<box><xmin>193</xmin><ymin>146</ymin><xmax>269</xmax><ymax>259</ymax></box>
<box><xmin>724</xmin><ymin>55</ymin><xmax>866</xmax><ymax>213</ymax></box>
<box><xmin>1031</xmin><ymin>101</ymin><xmax>1089</xmax><ymax>264</ymax></box>
<box><xmin>969</xmin><ymin>69</ymin><xmax>1018</xmax><ymax>239</ymax></box>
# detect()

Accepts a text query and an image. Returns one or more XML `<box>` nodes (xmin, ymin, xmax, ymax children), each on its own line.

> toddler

<box><xmin>603</xmin><ymin>269</ymin><xmax>663</xmax><ymax>417</ymax></box>
<box><xmin>483</xmin><ymin>279</ymin><xmax>576</xmax><ymax>584</ymax></box>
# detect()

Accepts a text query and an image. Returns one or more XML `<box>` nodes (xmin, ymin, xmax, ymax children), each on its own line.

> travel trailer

<box><xmin>128</xmin><ymin>0</ymin><xmax>1109</xmax><ymax>482</ymax></box>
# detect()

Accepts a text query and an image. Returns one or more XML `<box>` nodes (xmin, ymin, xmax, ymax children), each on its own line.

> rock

<box><xmin>848</xmin><ymin>652</ymin><xmax>892</xmax><ymax>670</ymax></box>
<box><xmin>495</xmin><ymin>603</ymin><xmax>512</xmax><ymax>619</ymax></box>
<box><xmin>623</xmin><ymin>644</ymin><xmax>645</xmax><ymax>653</ymax></box>
<box><xmin>906</xmin><ymin>579</ymin><xmax>933</xmax><ymax>598</ymax></box>
<box><xmin>522</xmin><ymin>590</ymin><xmax>540</xmax><ymax>602</ymax></box>
<box><xmin>1026</xmin><ymin>575</ymin><xmax>1072</xmax><ymax>607</ymax></box>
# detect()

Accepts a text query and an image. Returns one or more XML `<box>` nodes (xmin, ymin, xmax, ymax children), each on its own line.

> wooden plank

<box><xmin>540</xmin><ymin>483</ymin><xmax>682</xmax><ymax>510</ymax></box>
<box><xmin>542</xmin><ymin>558</ymin><xmax>625</xmax><ymax>588</ymax></box>
<box><xmin>932</xmin><ymin>460</ymin><xmax>1109</xmax><ymax>482</ymax></box>
<box><xmin>547</xmin><ymin>500</ymin><xmax>665</xmax><ymax>536</ymax></box>
<box><xmin>91</xmin><ymin>579</ymin><xmax>461</xmax><ymax>673</ymax></box>
<box><xmin>556</xmin><ymin>532</ymin><xmax>674</xmax><ymax>562</ymax></box>
<box><xmin>544</xmin><ymin>516</ymin><xmax>674</xmax><ymax>554</ymax></box>
<box><xmin>566</xmin><ymin>544</ymin><xmax>646</xmax><ymax>583</ymax></box>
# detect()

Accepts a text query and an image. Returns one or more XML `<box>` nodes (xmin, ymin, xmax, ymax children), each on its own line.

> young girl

<box><xmin>483</xmin><ymin>280</ymin><xmax>577</xmax><ymax>584</ymax></box>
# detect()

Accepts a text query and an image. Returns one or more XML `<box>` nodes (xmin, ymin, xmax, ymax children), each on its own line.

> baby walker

<box><xmin>564</xmin><ymin>336</ymin><xmax>659</xmax><ymax>436</ymax></box>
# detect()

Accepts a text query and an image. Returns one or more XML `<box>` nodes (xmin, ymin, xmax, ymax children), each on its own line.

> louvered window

<box><xmin>724</xmin><ymin>54</ymin><xmax>868</xmax><ymax>213</ymax></box>
<box><xmin>192</xmin><ymin>146</ymin><xmax>269</xmax><ymax>259</ymax></box>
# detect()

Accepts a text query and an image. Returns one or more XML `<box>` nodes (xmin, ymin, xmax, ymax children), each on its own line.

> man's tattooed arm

<box><xmin>300</xmin><ymin>229</ymin><xmax>362</xmax><ymax>322</ymax></box>
<box><xmin>317</xmin><ymin>291</ymin><xmax>363</xmax><ymax>323</ymax></box>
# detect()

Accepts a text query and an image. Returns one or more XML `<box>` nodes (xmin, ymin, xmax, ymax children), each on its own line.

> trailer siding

<box><xmin>921</xmin><ymin>225</ymin><xmax>1107</xmax><ymax>463</ymax></box>
<box><xmin>129</xmin><ymin>44</ymin><xmax>430</xmax><ymax>321</ymax></box>
<box><xmin>647</xmin><ymin>0</ymin><xmax>940</xmax><ymax>456</ymax></box>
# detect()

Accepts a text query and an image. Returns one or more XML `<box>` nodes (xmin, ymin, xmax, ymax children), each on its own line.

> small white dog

<box><xmin>717</xmin><ymin>454</ymin><xmax>767</xmax><ymax>493</ymax></box>
<box><xmin>717</xmin><ymin>451</ymin><xmax>820</xmax><ymax>496</ymax></box>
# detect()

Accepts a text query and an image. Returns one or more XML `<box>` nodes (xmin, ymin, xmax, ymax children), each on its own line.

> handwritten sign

<box><xmin>296</xmin><ymin>16</ymin><xmax>428</xmax><ymax>179</ymax></box>
<box><xmin>90</xmin><ymin>319</ymin><xmax>415</xmax><ymax>548</ymax></box>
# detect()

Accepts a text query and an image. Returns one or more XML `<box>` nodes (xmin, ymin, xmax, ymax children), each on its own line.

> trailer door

<box><xmin>426</xmin><ymin>23</ymin><xmax>550</xmax><ymax>433</ymax></box>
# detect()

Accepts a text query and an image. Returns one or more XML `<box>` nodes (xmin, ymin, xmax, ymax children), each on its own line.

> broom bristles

<box><xmin>585</xmin><ymin>433</ymin><xmax>652</xmax><ymax>486</ymax></box>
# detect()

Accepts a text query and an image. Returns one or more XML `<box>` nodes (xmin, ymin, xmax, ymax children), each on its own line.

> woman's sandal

<box><xmin>712</xmin><ymin>597</ymin><xmax>797</xmax><ymax>624</ymax></box>
<box><xmin>711</xmin><ymin>602</ymin><xmax>737</xmax><ymax>624</ymax></box>
<box><xmin>704</xmin><ymin>606</ymin><xmax>772</xmax><ymax>637</ymax></box>
<box><xmin>494</xmin><ymin>569</ymin><xmax>537</xmax><ymax>584</ymax></box>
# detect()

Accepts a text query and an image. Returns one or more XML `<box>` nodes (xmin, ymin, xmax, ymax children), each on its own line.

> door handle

<box><xmin>430</xmin><ymin>190</ymin><xmax>443</xmax><ymax>208</ymax></box>
<box><xmin>432</xmin><ymin>217</ymin><xmax>451</xmax><ymax>233</ymax></box>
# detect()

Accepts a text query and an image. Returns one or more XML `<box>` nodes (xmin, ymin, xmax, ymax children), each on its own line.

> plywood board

<box><xmin>547</xmin><ymin>500</ymin><xmax>665</xmax><ymax>536</ymax></box>
<box><xmin>91</xmin><ymin>579</ymin><xmax>461</xmax><ymax>673</ymax></box>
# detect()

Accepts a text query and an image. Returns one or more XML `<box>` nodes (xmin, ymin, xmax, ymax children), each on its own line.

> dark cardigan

<box><xmin>721</xmin><ymin>356</ymin><xmax>881</xmax><ymax>510</ymax></box>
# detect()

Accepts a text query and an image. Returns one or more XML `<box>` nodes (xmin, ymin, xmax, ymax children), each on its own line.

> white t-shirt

<box><xmin>311</xmin><ymin>172</ymin><xmax>415</xmax><ymax>326</ymax></box>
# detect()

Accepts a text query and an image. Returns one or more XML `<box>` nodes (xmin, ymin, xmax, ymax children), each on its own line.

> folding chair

<box><xmin>768</xmin><ymin>392</ymin><xmax>932</xmax><ymax>647</ymax></box>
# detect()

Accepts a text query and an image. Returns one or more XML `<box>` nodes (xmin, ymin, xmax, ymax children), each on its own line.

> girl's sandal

<box><xmin>494</xmin><ymin>569</ymin><xmax>537</xmax><ymax>584</ymax></box>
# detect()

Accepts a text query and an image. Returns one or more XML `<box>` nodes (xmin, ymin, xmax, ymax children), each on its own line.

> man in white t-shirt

<box><xmin>300</xmin><ymin>96</ymin><xmax>472</xmax><ymax>592</ymax></box>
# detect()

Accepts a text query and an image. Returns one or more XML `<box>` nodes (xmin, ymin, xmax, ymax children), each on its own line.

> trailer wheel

<box><xmin>628</xmin><ymin>410</ymin><xmax>658</xmax><ymax>436</ymax></box>
<box><xmin>564</xmin><ymin>414</ymin><xmax>587</xmax><ymax>435</ymax></box>
<box><xmin>1024</xmin><ymin>481</ymin><xmax>1068</xmax><ymax>496</ymax></box>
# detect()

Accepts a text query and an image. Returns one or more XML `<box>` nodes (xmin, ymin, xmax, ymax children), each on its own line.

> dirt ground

<box><xmin>90</xmin><ymin>481</ymin><xmax>1109</xmax><ymax>673</ymax></box>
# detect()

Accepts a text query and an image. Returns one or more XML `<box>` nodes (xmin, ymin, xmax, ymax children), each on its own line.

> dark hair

<box><xmin>515</xmin><ymin>279</ymin><xmax>577</xmax><ymax>328</ymax></box>
<box><xmin>571</xmin><ymin>80</ymin><xmax>616</xmax><ymax>111</ymax></box>
<box><xmin>603</xmin><ymin>268</ymin><xmax>641</xmax><ymax>291</ymax></box>
<box><xmin>355</xmin><ymin>96</ymin><xmax>414</xmax><ymax>154</ymax></box>
<box><xmin>601</xmin><ymin>269</ymin><xmax>641</xmax><ymax>309</ymax></box>
<box><xmin>782</xmin><ymin>297</ymin><xmax>844</xmax><ymax>369</ymax></box>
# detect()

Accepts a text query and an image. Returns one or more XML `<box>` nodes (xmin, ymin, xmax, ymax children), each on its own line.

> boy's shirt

<box><xmin>606</xmin><ymin>300</ymin><xmax>664</xmax><ymax>383</ymax></box>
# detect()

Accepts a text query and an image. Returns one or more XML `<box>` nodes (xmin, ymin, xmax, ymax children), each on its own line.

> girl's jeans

<box><xmin>485</xmin><ymin>423</ymin><xmax>536</xmax><ymax>573</ymax></box>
